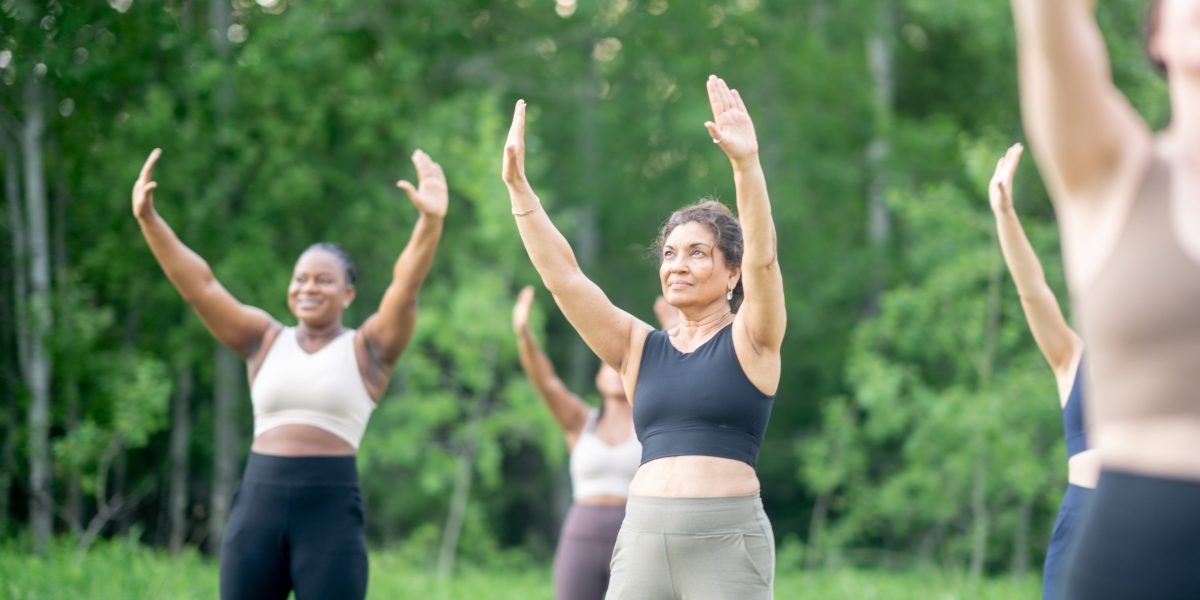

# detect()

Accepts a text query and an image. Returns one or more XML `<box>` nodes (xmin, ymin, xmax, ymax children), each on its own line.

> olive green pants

<box><xmin>605</xmin><ymin>493</ymin><xmax>774</xmax><ymax>599</ymax></box>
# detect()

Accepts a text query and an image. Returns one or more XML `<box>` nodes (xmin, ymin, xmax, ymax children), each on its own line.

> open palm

<box><xmin>397</xmin><ymin>150</ymin><xmax>448</xmax><ymax>218</ymax></box>
<box><xmin>989</xmin><ymin>143</ymin><xmax>1023</xmax><ymax>213</ymax></box>
<box><xmin>705</xmin><ymin>75</ymin><xmax>759</xmax><ymax>162</ymax></box>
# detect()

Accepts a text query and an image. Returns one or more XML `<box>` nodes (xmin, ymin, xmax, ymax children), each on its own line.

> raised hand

<box><xmin>502</xmin><ymin>100</ymin><xmax>529</xmax><ymax>189</ymax></box>
<box><xmin>132</xmin><ymin>148</ymin><xmax>162</xmax><ymax>220</ymax></box>
<box><xmin>989</xmin><ymin>143</ymin><xmax>1024</xmax><ymax>214</ymax></box>
<box><xmin>396</xmin><ymin>150</ymin><xmax>448</xmax><ymax>219</ymax></box>
<box><xmin>704</xmin><ymin>75</ymin><xmax>759</xmax><ymax>163</ymax></box>
<box><xmin>512</xmin><ymin>286</ymin><xmax>534</xmax><ymax>333</ymax></box>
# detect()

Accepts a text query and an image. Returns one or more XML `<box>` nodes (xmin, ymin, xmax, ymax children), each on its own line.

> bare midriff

<box><xmin>628</xmin><ymin>455</ymin><xmax>760</xmax><ymax>497</ymax></box>
<box><xmin>251</xmin><ymin>424</ymin><xmax>356</xmax><ymax>456</ymax></box>
<box><xmin>575</xmin><ymin>495</ymin><xmax>628</xmax><ymax>507</ymax></box>
<box><xmin>1093</xmin><ymin>419</ymin><xmax>1200</xmax><ymax>480</ymax></box>
<box><xmin>1067</xmin><ymin>449</ymin><xmax>1101</xmax><ymax>489</ymax></box>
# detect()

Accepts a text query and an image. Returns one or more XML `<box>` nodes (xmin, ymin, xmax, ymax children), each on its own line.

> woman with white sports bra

<box><xmin>131</xmin><ymin>148</ymin><xmax>448</xmax><ymax>600</ymax></box>
<box><xmin>1009</xmin><ymin>1</ymin><xmax>1200</xmax><ymax>597</ymax></box>
<box><xmin>512</xmin><ymin>289</ymin><xmax>677</xmax><ymax>600</ymax></box>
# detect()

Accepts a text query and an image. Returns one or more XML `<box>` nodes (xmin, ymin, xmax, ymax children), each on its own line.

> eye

<box><xmin>663</xmin><ymin>250</ymin><xmax>674</xmax><ymax>259</ymax></box>
<box><xmin>691</xmin><ymin>249</ymin><xmax>705</xmax><ymax>257</ymax></box>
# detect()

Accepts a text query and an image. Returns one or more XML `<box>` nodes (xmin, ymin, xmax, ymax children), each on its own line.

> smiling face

<box><xmin>658</xmin><ymin>221</ymin><xmax>741</xmax><ymax>312</ymax></box>
<box><xmin>287</xmin><ymin>249</ymin><xmax>356</xmax><ymax>327</ymax></box>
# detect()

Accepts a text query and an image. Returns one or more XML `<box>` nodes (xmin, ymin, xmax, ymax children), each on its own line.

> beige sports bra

<box><xmin>250</xmin><ymin>327</ymin><xmax>376</xmax><ymax>449</ymax></box>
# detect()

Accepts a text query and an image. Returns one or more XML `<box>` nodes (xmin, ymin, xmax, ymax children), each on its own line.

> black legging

<box><xmin>1065</xmin><ymin>469</ymin><xmax>1200</xmax><ymax>599</ymax></box>
<box><xmin>220</xmin><ymin>452</ymin><xmax>368</xmax><ymax>600</ymax></box>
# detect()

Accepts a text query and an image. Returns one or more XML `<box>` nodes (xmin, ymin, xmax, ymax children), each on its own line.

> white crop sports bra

<box><xmin>251</xmin><ymin>327</ymin><xmax>376</xmax><ymax>449</ymax></box>
<box><xmin>569</xmin><ymin>409</ymin><xmax>641</xmax><ymax>500</ymax></box>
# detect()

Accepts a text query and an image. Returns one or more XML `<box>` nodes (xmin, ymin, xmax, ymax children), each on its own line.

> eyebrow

<box><xmin>663</xmin><ymin>242</ymin><xmax>713</xmax><ymax>250</ymax></box>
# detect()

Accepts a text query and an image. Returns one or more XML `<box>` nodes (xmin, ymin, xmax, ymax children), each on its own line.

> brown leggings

<box><xmin>554</xmin><ymin>503</ymin><xmax>625</xmax><ymax>600</ymax></box>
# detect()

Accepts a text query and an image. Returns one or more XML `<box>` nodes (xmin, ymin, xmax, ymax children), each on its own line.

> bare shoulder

<box><xmin>1056</xmin><ymin>132</ymin><xmax>1157</xmax><ymax>292</ymax></box>
<box><xmin>731</xmin><ymin>316</ymin><xmax>780</xmax><ymax>397</ymax></box>
<box><xmin>620</xmin><ymin>323</ymin><xmax>656</xmax><ymax>404</ymax></box>
<box><xmin>246</xmin><ymin>322</ymin><xmax>286</xmax><ymax>385</ymax></box>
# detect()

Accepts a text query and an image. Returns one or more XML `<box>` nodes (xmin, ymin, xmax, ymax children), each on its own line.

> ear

<box><xmin>342</xmin><ymin>285</ymin><xmax>357</xmax><ymax>309</ymax></box>
<box><xmin>728</xmin><ymin>266</ymin><xmax>742</xmax><ymax>291</ymax></box>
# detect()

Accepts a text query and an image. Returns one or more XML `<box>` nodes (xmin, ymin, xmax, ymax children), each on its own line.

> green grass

<box><xmin>0</xmin><ymin>539</ymin><xmax>1040</xmax><ymax>599</ymax></box>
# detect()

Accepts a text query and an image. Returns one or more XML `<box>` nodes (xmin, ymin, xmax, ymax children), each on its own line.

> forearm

<box><xmin>516</xmin><ymin>328</ymin><xmax>560</xmax><ymax>398</ymax></box>
<box><xmin>731</xmin><ymin>157</ymin><xmax>777</xmax><ymax>269</ymax></box>
<box><xmin>388</xmin><ymin>213</ymin><xmax>444</xmax><ymax>304</ymax></box>
<box><xmin>137</xmin><ymin>212</ymin><xmax>216</xmax><ymax>303</ymax></box>
<box><xmin>994</xmin><ymin>208</ymin><xmax>1050</xmax><ymax>298</ymax></box>
<box><xmin>508</xmin><ymin>185</ymin><xmax>585</xmax><ymax>294</ymax></box>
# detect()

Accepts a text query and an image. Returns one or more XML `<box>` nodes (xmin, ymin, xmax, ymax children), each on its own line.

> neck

<box><xmin>296</xmin><ymin>319</ymin><xmax>345</xmax><ymax>340</ymax></box>
<box><xmin>1169</xmin><ymin>72</ymin><xmax>1200</xmax><ymax>162</ymax></box>
<box><xmin>676</xmin><ymin>305</ymin><xmax>734</xmax><ymax>337</ymax></box>
<box><xmin>602</xmin><ymin>395</ymin><xmax>630</xmax><ymax>414</ymax></box>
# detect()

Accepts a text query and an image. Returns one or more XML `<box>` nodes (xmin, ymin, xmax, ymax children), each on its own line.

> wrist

<box><xmin>730</xmin><ymin>154</ymin><xmax>762</xmax><ymax>173</ymax></box>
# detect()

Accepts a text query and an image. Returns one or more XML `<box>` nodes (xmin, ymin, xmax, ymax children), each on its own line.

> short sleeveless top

<box><xmin>1063</xmin><ymin>358</ymin><xmax>1088</xmax><ymax>459</ymax></box>
<box><xmin>250</xmin><ymin>327</ymin><xmax>376</xmax><ymax>449</ymax></box>
<box><xmin>633</xmin><ymin>324</ymin><xmax>774</xmax><ymax>468</ymax></box>
<box><xmin>1077</xmin><ymin>145</ymin><xmax>1200</xmax><ymax>429</ymax></box>
<box><xmin>569</xmin><ymin>409</ymin><xmax>641</xmax><ymax>500</ymax></box>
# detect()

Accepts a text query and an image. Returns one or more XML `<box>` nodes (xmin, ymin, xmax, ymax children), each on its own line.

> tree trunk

<box><xmin>1</xmin><ymin>114</ymin><xmax>25</xmax><ymax>536</ymax></box>
<box><xmin>1010</xmin><ymin>496</ymin><xmax>1033</xmax><ymax>575</ymax></box>
<box><xmin>865</xmin><ymin>0</ymin><xmax>895</xmax><ymax>277</ymax></box>
<box><xmin>208</xmin><ymin>344</ymin><xmax>241</xmax><ymax>554</ymax></box>
<box><xmin>169</xmin><ymin>362</ymin><xmax>194</xmax><ymax>554</ymax></box>
<box><xmin>969</xmin><ymin>250</ymin><xmax>1004</xmax><ymax>578</ymax></box>
<box><xmin>436</xmin><ymin>426</ymin><xmax>478</xmax><ymax>581</ymax></box>
<box><xmin>52</xmin><ymin>146</ymin><xmax>82</xmax><ymax>533</ymax></box>
<box><xmin>968</xmin><ymin>458</ymin><xmax>990</xmax><ymax>578</ymax></box>
<box><xmin>22</xmin><ymin>73</ymin><xmax>54</xmax><ymax>553</ymax></box>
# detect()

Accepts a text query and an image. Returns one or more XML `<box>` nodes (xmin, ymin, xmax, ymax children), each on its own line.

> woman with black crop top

<box><xmin>513</xmin><ymin>290</ymin><xmax>677</xmax><ymax>600</ymax></box>
<box><xmin>501</xmin><ymin>75</ymin><xmax>786</xmax><ymax>599</ymax></box>
<box><xmin>987</xmin><ymin>144</ymin><xmax>1099</xmax><ymax>599</ymax></box>
<box><xmin>1010</xmin><ymin>1</ymin><xmax>1200</xmax><ymax>597</ymax></box>
<box><xmin>132</xmin><ymin>148</ymin><xmax>448</xmax><ymax>599</ymax></box>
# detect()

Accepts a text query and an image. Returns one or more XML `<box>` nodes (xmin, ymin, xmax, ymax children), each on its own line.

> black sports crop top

<box><xmin>632</xmin><ymin>324</ymin><xmax>774</xmax><ymax>468</ymax></box>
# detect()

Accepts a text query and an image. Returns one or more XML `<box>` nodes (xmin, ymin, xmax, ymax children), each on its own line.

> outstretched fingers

<box><xmin>139</xmin><ymin>148</ymin><xmax>162</xmax><ymax>182</ymax></box>
<box><xmin>507</xmin><ymin>100</ymin><xmax>527</xmax><ymax>147</ymax></box>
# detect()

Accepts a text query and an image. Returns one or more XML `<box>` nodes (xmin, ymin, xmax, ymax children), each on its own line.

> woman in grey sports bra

<box><xmin>131</xmin><ymin>148</ymin><xmax>448</xmax><ymax>599</ymax></box>
<box><xmin>512</xmin><ymin>289</ymin><xmax>675</xmax><ymax>600</ymax></box>
<box><xmin>502</xmin><ymin>75</ymin><xmax>786</xmax><ymax>599</ymax></box>
<box><xmin>1009</xmin><ymin>1</ymin><xmax>1200</xmax><ymax>597</ymax></box>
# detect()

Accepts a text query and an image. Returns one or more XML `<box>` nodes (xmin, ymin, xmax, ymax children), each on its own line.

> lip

<box><xmin>667</xmin><ymin>281</ymin><xmax>691</xmax><ymax>289</ymax></box>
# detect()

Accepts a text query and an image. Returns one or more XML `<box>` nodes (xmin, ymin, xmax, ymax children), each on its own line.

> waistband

<box><xmin>242</xmin><ymin>451</ymin><xmax>359</xmax><ymax>485</ymax></box>
<box><xmin>622</xmin><ymin>492</ymin><xmax>766</xmax><ymax>534</ymax></box>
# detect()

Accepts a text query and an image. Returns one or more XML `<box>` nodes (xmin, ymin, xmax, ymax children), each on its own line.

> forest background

<box><xmin>0</xmin><ymin>0</ymin><xmax>1165</xmax><ymax>593</ymax></box>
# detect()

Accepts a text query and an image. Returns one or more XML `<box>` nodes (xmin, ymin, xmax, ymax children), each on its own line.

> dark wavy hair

<box><xmin>652</xmin><ymin>199</ymin><xmax>744</xmax><ymax>312</ymax></box>
<box><xmin>304</xmin><ymin>242</ymin><xmax>357</xmax><ymax>286</ymax></box>
<box><xmin>1145</xmin><ymin>0</ymin><xmax>1166</xmax><ymax>75</ymax></box>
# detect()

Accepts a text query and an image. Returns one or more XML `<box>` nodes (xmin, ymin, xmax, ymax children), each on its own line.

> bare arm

<box><xmin>358</xmin><ymin>151</ymin><xmax>447</xmax><ymax>369</ymax></box>
<box><xmin>1009</xmin><ymin>0</ymin><xmax>1150</xmax><ymax>197</ymax></box>
<box><xmin>990</xmin><ymin>144</ymin><xmax>1082</xmax><ymax>373</ymax></box>
<box><xmin>704</xmin><ymin>76</ymin><xmax>786</xmax><ymax>355</ymax></box>
<box><xmin>133</xmin><ymin>149</ymin><xmax>276</xmax><ymax>359</ymax></box>
<box><xmin>501</xmin><ymin>101</ymin><xmax>652</xmax><ymax>373</ymax></box>
<box><xmin>512</xmin><ymin>286</ymin><xmax>590</xmax><ymax>444</ymax></box>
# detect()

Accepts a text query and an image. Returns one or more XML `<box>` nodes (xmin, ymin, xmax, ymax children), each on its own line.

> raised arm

<box><xmin>358</xmin><ymin>150</ymin><xmax>447</xmax><ymax>370</ymax></box>
<box><xmin>501</xmin><ymin>101</ymin><xmax>652</xmax><ymax>373</ymax></box>
<box><xmin>704</xmin><ymin>76</ymin><xmax>786</xmax><ymax>356</ymax></box>
<box><xmin>133</xmin><ymin>149</ymin><xmax>276</xmax><ymax>359</ymax></box>
<box><xmin>1009</xmin><ymin>0</ymin><xmax>1150</xmax><ymax>197</ymax></box>
<box><xmin>512</xmin><ymin>286</ymin><xmax>590</xmax><ymax>445</ymax></box>
<box><xmin>990</xmin><ymin>144</ymin><xmax>1082</xmax><ymax>373</ymax></box>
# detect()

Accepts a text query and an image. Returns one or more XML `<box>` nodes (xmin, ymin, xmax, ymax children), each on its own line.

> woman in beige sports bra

<box><xmin>512</xmin><ymin>289</ymin><xmax>677</xmax><ymax>600</ymax></box>
<box><xmin>131</xmin><ymin>148</ymin><xmax>448</xmax><ymax>600</ymax></box>
<box><xmin>1009</xmin><ymin>1</ymin><xmax>1200</xmax><ymax>597</ymax></box>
